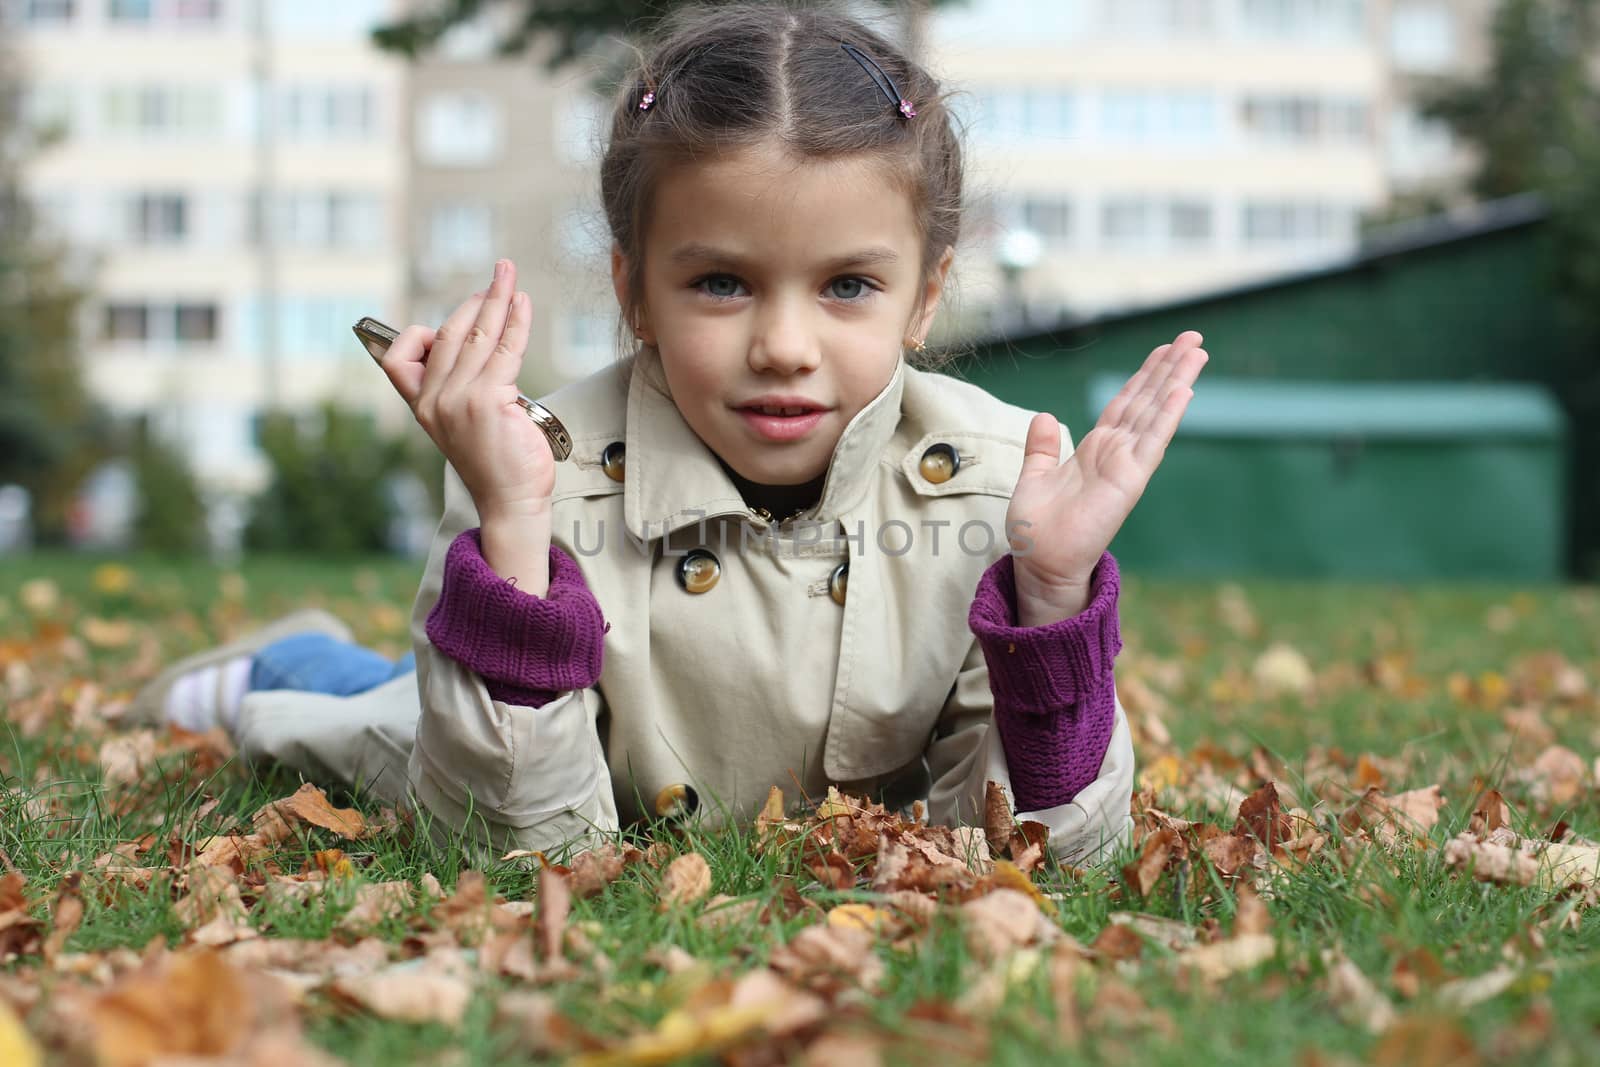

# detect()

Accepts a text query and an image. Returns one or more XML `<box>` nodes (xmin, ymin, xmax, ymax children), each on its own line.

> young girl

<box><xmin>130</xmin><ymin>2</ymin><xmax>1206</xmax><ymax>868</ymax></box>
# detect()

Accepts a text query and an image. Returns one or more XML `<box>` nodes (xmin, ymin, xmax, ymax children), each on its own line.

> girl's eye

<box><xmin>695</xmin><ymin>274</ymin><xmax>746</xmax><ymax>299</ymax></box>
<box><xmin>829</xmin><ymin>276</ymin><xmax>873</xmax><ymax>301</ymax></box>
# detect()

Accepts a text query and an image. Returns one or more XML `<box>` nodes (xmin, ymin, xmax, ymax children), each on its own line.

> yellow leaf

<box><xmin>827</xmin><ymin>903</ymin><xmax>892</xmax><ymax>931</ymax></box>
<box><xmin>92</xmin><ymin>563</ymin><xmax>135</xmax><ymax>596</ymax></box>
<box><xmin>1137</xmin><ymin>754</ymin><xmax>1183</xmax><ymax>793</ymax></box>
<box><xmin>0</xmin><ymin>1000</ymin><xmax>41</xmax><ymax>1067</ymax></box>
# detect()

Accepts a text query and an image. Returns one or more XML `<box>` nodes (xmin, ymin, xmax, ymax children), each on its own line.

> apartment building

<box><xmin>6</xmin><ymin>0</ymin><xmax>409</xmax><ymax>494</ymax></box>
<box><xmin>5</xmin><ymin>0</ymin><xmax>1499</xmax><ymax>503</ymax></box>
<box><xmin>931</xmin><ymin>0</ymin><xmax>1492</xmax><ymax>330</ymax></box>
<box><xmin>402</xmin><ymin>6</ymin><xmax>621</xmax><ymax>399</ymax></box>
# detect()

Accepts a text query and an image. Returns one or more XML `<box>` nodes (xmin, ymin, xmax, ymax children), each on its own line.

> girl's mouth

<box><xmin>736</xmin><ymin>404</ymin><xmax>828</xmax><ymax>442</ymax></box>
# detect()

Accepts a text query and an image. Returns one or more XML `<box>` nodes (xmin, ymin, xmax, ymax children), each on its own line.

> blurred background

<box><xmin>0</xmin><ymin>0</ymin><xmax>1595</xmax><ymax>581</ymax></box>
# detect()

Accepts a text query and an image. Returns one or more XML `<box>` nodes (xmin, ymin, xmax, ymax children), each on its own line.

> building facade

<box><xmin>5</xmin><ymin>0</ymin><xmax>1498</xmax><ymax>502</ymax></box>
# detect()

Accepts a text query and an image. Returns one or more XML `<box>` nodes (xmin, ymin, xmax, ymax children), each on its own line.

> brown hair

<box><xmin>598</xmin><ymin>1</ymin><xmax>965</xmax><ymax>369</ymax></box>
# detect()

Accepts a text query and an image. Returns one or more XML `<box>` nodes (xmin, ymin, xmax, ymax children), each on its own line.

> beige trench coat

<box><xmin>234</xmin><ymin>351</ymin><xmax>1135</xmax><ymax>866</ymax></box>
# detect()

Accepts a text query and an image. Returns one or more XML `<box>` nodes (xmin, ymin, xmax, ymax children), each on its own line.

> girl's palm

<box><xmin>1007</xmin><ymin>331</ymin><xmax>1209</xmax><ymax>598</ymax></box>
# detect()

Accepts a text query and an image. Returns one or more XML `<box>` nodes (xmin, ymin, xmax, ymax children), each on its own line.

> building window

<box><xmin>1169</xmin><ymin>201</ymin><xmax>1212</xmax><ymax>245</ymax></box>
<box><xmin>1241</xmin><ymin>95</ymin><xmax>1369</xmax><ymax>144</ymax></box>
<box><xmin>269</xmin><ymin>0</ymin><xmax>387</xmax><ymax>36</ymax></box>
<box><xmin>418</xmin><ymin>91</ymin><xmax>502</xmax><ymax>166</ymax></box>
<box><xmin>1389</xmin><ymin>3</ymin><xmax>1454</xmax><ymax>72</ymax></box>
<box><xmin>172</xmin><ymin>0</ymin><xmax>221</xmax><ymax>21</ymax></box>
<box><xmin>555</xmin><ymin>93</ymin><xmax>605</xmax><ymax>163</ymax></box>
<box><xmin>175</xmin><ymin>303</ymin><xmax>217</xmax><ymax>342</ymax></box>
<box><xmin>1101</xmin><ymin>198</ymin><xmax>1154</xmax><ymax>248</ymax></box>
<box><xmin>1239</xmin><ymin>0</ymin><xmax>1366</xmax><ymax>40</ymax></box>
<box><xmin>1020</xmin><ymin>198</ymin><xmax>1072</xmax><ymax>245</ymax></box>
<box><xmin>102</xmin><ymin>85</ymin><xmax>223</xmax><ymax>137</ymax></box>
<box><xmin>969</xmin><ymin>87</ymin><xmax>1077</xmax><ymax>142</ymax></box>
<box><xmin>428</xmin><ymin>202</ymin><xmax>494</xmax><ymax>268</ymax></box>
<box><xmin>22</xmin><ymin>0</ymin><xmax>75</xmax><ymax>23</ymax></box>
<box><xmin>105</xmin><ymin>303</ymin><xmax>148</xmax><ymax>342</ymax></box>
<box><xmin>128</xmin><ymin>192</ymin><xmax>188</xmax><ymax>243</ymax></box>
<box><xmin>1100</xmin><ymin>89</ymin><xmax>1218</xmax><ymax>144</ymax></box>
<box><xmin>559</xmin><ymin>312</ymin><xmax>618</xmax><ymax>377</ymax></box>
<box><xmin>107</xmin><ymin>0</ymin><xmax>153</xmax><ymax>21</ymax></box>
<box><xmin>279</xmin><ymin>85</ymin><xmax>376</xmax><ymax>141</ymax></box>
<box><xmin>558</xmin><ymin>205</ymin><xmax>609</xmax><ymax>261</ymax></box>
<box><xmin>1242</xmin><ymin>200</ymin><xmax>1357</xmax><ymax>246</ymax></box>
<box><xmin>1097</xmin><ymin>0</ymin><xmax>1215</xmax><ymax>36</ymax></box>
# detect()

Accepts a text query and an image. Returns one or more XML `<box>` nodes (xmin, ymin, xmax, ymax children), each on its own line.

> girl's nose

<box><xmin>747</xmin><ymin>304</ymin><xmax>822</xmax><ymax>375</ymax></box>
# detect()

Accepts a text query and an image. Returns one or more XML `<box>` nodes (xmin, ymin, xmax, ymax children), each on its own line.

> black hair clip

<box><xmin>841</xmin><ymin>42</ymin><xmax>916</xmax><ymax>120</ymax></box>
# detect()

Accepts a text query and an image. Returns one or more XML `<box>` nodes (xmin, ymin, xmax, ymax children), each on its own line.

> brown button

<box><xmin>601</xmin><ymin>441</ymin><xmax>626</xmax><ymax>482</ymax></box>
<box><xmin>919</xmin><ymin>443</ymin><xmax>959</xmax><ymax>484</ymax></box>
<box><xmin>677</xmin><ymin>549</ymin><xmax>720</xmax><ymax>594</ymax></box>
<box><xmin>654</xmin><ymin>782</ymin><xmax>700</xmax><ymax>820</ymax></box>
<box><xmin>829</xmin><ymin>562</ymin><xmax>848</xmax><ymax>605</ymax></box>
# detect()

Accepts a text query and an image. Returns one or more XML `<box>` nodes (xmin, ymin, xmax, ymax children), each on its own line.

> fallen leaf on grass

<box><xmin>254</xmin><ymin>782</ymin><xmax>369</xmax><ymax>841</ymax></box>
<box><xmin>1174</xmin><ymin>933</ymin><xmax>1276</xmax><ymax>984</ymax></box>
<box><xmin>80</xmin><ymin>948</ymin><xmax>308</xmax><ymax>1066</ymax></box>
<box><xmin>330</xmin><ymin>964</ymin><xmax>473</xmax><ymax>1026</ymax></box>
<box><xmin>0</xmin><ymin>1000</ymin><xmax>40</xmax><ymax>1067</ymax></box>
<box><xmin>658</xmin><ymin>852</ymin><xmax>711</xmax><ymax>910</ymax></box>
<box><xmin>960</xmin><ymin>888</ymin><xmax>1057</xmax><ymax>962</ymax></box>
<box><xmin>1321</xmin><ymin>949</ymin><xmax>1395</xmax><ymax>1034</ymax></box>
<box><xmin>768</xmin><ymin>922</ymin><xmax>885</xmax><ymax>995</ymax></box>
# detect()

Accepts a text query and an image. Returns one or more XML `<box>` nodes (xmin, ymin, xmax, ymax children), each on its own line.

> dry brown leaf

<box><xmin>1322</xmin><ymin>949</ymin><xmax>1395</xmax><ymax>1034</ymax></box>
<box><xmin>1122</xmin><ymin>827</ymin><xmax>1180</xmax><ymax>897</ymax></box>
<box><xmin>1234</xmin><ymin>879</ymin><xmax>1271</xmax><ymax>936</ymax></box>
<box><xmin>335</xmin><ymin>880</ymin><xmax>415</xmax><ymax>934</ymax></box>
<box><xmin>82</xmin><ymin>949</ymin><xmax>301</xmax><ymax>1065</ymax></box>
<box><xmin>330</xmin><ymin>964</ymin><xmax>473</xmax><ymax>1026</ymax></box>
<box><xmin>1175</xmin><ymin>933</ymin><xmax>1276</xmax><ymax>984</ymax></box>
<box><xmin>569</xmin><ymin>843</ymin><xmax>635</xmax><ymax>898</ymax></box>
<box><xmin>536</xmin><ymin>866</ymin><xmax>571</xmax><ymax>964</ymax></box>
<box><xmin>659</xmin><ymin>852</ymin><xmax>712</xmax><ymax>910</ymax></box>
<box><xmin>1435</xmin><ymin>966</ymin><xmax>1521</xmax><ymax>1011</ymax></box>
<box><xmin>768</xmin><ymin>922</ymin><xmax>884</xmax><ymax>994</ymax></box>
<box><xmin>983</xmin><ymin>780</ymin><xmax>1015</xmax><ymax>857</ymax></box>
<box><xmin>255</xmin><ymin>782</ymin><xmax>368</xmax><ymax>841</ymax></box>
<box><xmin>43</xmin><ymin>872</ymin><xmax>83</xmax><ymax>962</ymax></box>
<box><xmin>1524</xmin><ymin>745</ymin><xmax>1589</xmax><ymax>809</ymax></box>
<box><xmin>1252</xmin><ymin>642</ymin><xmax>1314</xmax><ymax>697</ymax></box>
<box><xmin>960</xmin><ymin>888</ymin><xmax>1056</xmax><ymax>961</ymax></box>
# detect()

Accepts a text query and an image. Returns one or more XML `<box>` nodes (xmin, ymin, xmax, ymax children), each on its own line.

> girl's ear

<box><xmin>911</xmin><ymin>245</ymin><xmax>957</xmax><ymax>342</ymax></box>
<box><xmin>611</xmin><ymin>242</ymin><xmax>654</xmax><ymax>344</ymax></box>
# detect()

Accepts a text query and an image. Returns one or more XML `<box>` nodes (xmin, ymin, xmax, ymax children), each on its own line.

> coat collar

<box><xmin>622</xmin><ymin>351</ymin><xmax>907</xmax><ymax>541</ymax></box>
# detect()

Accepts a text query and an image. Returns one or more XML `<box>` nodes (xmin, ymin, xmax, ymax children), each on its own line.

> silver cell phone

<box><xmin>352</xmin><ymin>316</ymin><xmax>573</xmax><ymax>462</ymax></box>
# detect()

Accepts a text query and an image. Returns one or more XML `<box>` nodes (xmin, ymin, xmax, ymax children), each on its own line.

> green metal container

<box><xmin>1084</xmin><ymin>376</ymin><xmax>1568</xmax><ymax>580</ymax></box>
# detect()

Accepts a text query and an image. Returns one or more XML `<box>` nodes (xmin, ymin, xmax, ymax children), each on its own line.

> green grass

<box><xmin>2</xmin><ymin>550</ymin><xmax>1598</xmax><ymax>1065</ymax></box>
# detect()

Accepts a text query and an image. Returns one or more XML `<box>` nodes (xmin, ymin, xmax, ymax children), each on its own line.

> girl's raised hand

<box><xmin>379</xmin><ymin>259</ymin><xmax>557</xmax><ymax>522</ymax></box>
<box><xmin>1005</xmin><ymin>331</ymin><xmax>1209</xmax><ymax>627</ymax></box>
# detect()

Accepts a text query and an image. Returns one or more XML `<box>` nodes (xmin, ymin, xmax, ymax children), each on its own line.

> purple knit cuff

<box><xmin>424</xmin><ymin>528</ymin><xmax>607</xmax><ymax>707</ymax></box>
<box><xmin>968</xmin><ymin>551</ymin><xmax>1121</xmax><ymax>811</ymax></box>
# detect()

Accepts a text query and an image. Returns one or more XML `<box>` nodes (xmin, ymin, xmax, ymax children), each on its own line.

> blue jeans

<box><xmin>249</xmin><ymin>633</ymin><xmax>416</xmax><ymax>697</ymax></box>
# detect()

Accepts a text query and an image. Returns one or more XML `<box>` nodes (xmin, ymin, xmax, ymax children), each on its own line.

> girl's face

<box><xmin>616</xmin><ymin>141</ymin><xmax>953</xmax><ymax>487</ymax></box>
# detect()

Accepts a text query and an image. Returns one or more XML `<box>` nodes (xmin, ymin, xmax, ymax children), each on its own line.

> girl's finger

<box><xmin>416</xmin><ymin>288</ymin><xmax>489</xmax><ymax>412</ymax></box>
<box><xmin>1098</xmin><ymin>343</ymin><xmax>1170</xmax><ymax>427</ymax></box>
<box><xmin>377</xmin><ymin>324</ymin><xmax>437</xmax><ymax>408</ymax></box>
<box><xmin>1132</xmin><ymin>348</ymin><xmax>1206</xmax><ymax>438</ymax></box>
<box><xmin>1132</xmin><ymin>385</ymin><xmax>1195</xmax><ymax>464</ymax></box>
<box><xmin>475</xmin><ymin>289</ymin><xmax>531</xmax><ymax>389</ymax></box>
<box><xmin>449</xmin><ymin>259</ymin><xmax>518</xmax><ymax>387</ymax></box>
<box><xmin>1124</xmin><ymin>334</ymin><xmax>1202</xmax><ymax>431</ymax></box>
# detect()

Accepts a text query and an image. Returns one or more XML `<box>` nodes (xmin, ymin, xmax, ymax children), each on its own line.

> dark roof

<box><xmin>975</xmin><ymin>193</ymin><xmax>1549</xmax><ymax>348</ymax></box>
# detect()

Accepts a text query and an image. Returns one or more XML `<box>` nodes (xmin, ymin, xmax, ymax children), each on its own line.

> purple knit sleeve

<box><xmin>423</xmin><ymin>528</ymin><xmax>608</xmax><ymax>707</ymax></box>
<box><xmin>967</xmin><ymin>550</ymin><xmax>1121</xmax><ymax>812</ymax></box>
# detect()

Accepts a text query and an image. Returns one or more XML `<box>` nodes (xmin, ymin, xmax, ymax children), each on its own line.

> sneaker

<box><xmin>124</xmin><ymin>608</ymin><xmax>357</xmax><ymax>729</ymax></box>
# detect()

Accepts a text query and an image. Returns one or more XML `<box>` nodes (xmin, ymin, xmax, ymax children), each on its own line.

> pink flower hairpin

<box><xmin>841</xmin><ymin>42</ymin><xmax>916</xmax><ymax>122</ymax></box>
